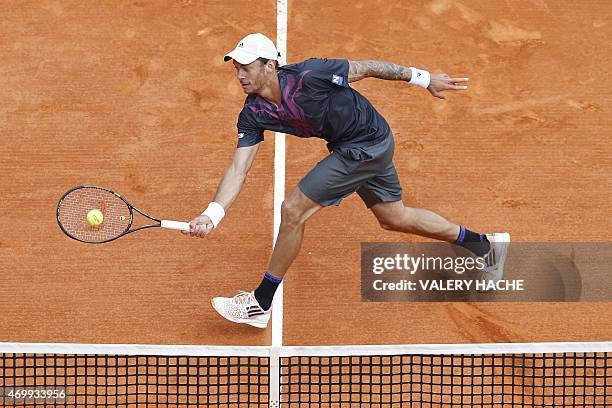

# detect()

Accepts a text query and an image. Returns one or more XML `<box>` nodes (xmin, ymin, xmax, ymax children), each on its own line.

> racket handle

<box><xmin>160</xmin><ymin>220</ymin><xmax>191</xmax><ymax>232</ymax></box>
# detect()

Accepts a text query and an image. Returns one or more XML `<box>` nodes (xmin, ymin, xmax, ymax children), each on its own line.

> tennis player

<box><xmin>187</xmin><ymin>33</ymin><xmax>510</xmax><ymax>328</ymax></box>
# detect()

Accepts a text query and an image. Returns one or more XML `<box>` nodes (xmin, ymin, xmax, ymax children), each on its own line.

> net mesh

<box><xmin>0</xmin><ymin>345</ymin><xmax>609</xmax><ymax>407</ymax></box>
<box><xmin>57</xmin><ymin>187</ymin><xmax>131</xmax><ymax>243</ymax></box>
<box><xmin>0</xmin><ymin>353</ymin><xmax>269</xmax><ymax>407</ymax></box>
<box><xmin>280</xmin><ymin>352</ymin><xmax>610</xmax><ymax>407</ymax></box>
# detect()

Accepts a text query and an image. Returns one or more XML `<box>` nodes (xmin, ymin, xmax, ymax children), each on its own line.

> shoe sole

<box><xmin>478</xmin><ymin>232</ymin><xmax>511</xmax><ymax>292</ymax></box>
<box><xmin>494</xmin><ymin>232</ymin><xmax>511</xmax><ymax>280</ymax></box>
<box><xmin>210</xmin><ymin>299</ymin><xmax>270</xmax><ymax>329</ymax></box>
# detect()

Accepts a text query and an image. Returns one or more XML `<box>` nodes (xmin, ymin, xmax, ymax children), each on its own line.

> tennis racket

<box><xmin>56</xmin><ymin>185</ymin><xmax>190</xmax><ymax>243</ymax></box>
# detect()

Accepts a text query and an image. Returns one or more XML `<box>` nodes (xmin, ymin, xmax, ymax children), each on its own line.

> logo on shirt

<box><xmin>238</xmin><ymin>42</ymin><xmax>244</xmax><ymax>48</ymax></box>
<box><xmin>332</xmin><ymin>75</ymin><xmax>343</xmax><ymax>85</ymax></box>
<box><xmin>238</xmin><ymin>133</ymin><xmax>245</xmax><ymax>139</ymax></box>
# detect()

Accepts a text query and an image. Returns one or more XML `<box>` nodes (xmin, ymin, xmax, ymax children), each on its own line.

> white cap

<box><xmin>224</xmin><ymin>33</ymin><xmax>279</xmax><ymax>65</ymax></box>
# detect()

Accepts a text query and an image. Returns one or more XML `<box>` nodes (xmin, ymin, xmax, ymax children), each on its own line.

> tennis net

<box><xmin>0</xmin><ymin>342</ymin><xmax>609</xmax><ymax>407</ymax></box>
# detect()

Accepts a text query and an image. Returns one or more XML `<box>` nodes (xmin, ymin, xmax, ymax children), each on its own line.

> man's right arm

<box><xmin>212</xmin><ymin>143</ymin><xmax>261</xmax><ymax>209</ymax></box>
<box><xmin>187</xmin><ymin>143</ymin><xmax>261</xmax><ymax>238</ymax></box>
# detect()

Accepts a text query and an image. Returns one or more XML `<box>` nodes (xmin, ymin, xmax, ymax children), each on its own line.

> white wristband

<box><xmin>408</xmin><ymin>67</ymin><xmax>431</xmax><ymax>89</ymax></box>
<box><xmin>202</xmin><ymin>202</ymin><xmax>225</xmax><ymax>228</ymax></box>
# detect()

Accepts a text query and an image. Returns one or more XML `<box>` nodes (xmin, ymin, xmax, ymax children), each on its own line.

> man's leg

<box><xmin>248</xmin><ymin>188</ymin><xmax>322</xmax><ymax>312</ymax></box>
<box><xmin>369</xmin><ymin>200</ymin><xmax>490</xmax><ymax>255</ymax></box>
<box><xmin>211</xmin><ymin>187</ymin><xmax>322</xmax><ymax>327</ymax></box>
<box><xmin>267</xmin><ymin>187</ymin><xmax>322</xmax><ymax>279</ymax></box>
<box><xmin>211</xmin><ymin>146</ymin><xmax>356</xmax><ymax>327</ymax></box>
<box><xmin>352</xmin><ymin>134</ymin><xmax>493</xmax><ymax>255</ymax></box>
<box><xmin>369</xmin><ymin>199</ymin><xmax>510</xmax><ymax>285</ymax></box>
<box><xmin>370</xmin><ymin>199</ymin><xmax>460</xmax><ymax>242</ymax></box>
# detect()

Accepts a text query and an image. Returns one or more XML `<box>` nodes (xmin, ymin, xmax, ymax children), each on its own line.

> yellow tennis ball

<box><xmin>87</xmin><ymin>209</ymin><xmax>104</xmax><ymax>227</ymax></box>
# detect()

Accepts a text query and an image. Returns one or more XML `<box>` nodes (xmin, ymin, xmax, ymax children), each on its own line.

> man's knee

<box><xmin>379</xmin><ymin>216</ymin><xmax>404</xmax><ymax>231</ymax></box>
<box><xmin>375</xmin><ymin>203</ymin><xmax>412</xmax><ymax>232</ymax></box>
<box><xmin>280</xmin><ymin>198</ymin><xmax>306</xmax><ymax>229</ymax></box>
<box><xmin>280</xmin><ymin>188</ymin><xmax>322</xmax><ymax>230</ymax></box>
<box><xmin>379</xmin><ymin>220</ymin><xmax>396</xmax><ymax>231</ymax></box>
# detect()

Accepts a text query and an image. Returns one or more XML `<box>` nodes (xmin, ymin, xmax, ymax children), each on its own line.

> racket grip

<box><xmin>160</xmin><ymin>220</ymin><xmax>191</xmax><ymax>232</ymax></box>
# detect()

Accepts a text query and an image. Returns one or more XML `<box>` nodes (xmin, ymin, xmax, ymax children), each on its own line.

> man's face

<box><xmin>232</xmin><ymin>60</ymin><xmax>269</xmax><ymax>95</ymax></box>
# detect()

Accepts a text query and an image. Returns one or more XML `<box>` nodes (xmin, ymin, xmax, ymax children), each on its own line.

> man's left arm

<box><xmin>348</xmin><ymin>60</ymin><xmax>468</xmax><ymax>100</ymax></box>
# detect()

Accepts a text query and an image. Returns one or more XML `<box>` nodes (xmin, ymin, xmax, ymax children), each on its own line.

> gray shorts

<box><xmin>298</xmin><ymin>134</ymin><xmax>402</xmax><ymax>208</ymax></box>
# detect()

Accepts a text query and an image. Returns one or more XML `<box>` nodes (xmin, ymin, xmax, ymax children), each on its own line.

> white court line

<box><xmin>0</xmin><ymin>342</ymin><xmax>271</xmax><ymax>356</ymax></box>
<box><xmin>272</xmin><ymin>0</ymin><xmax>287</xmax><ymax>350</ymax></box>
<box><xmin>1</xmin><ymin>341</ymin><xmax>609</xmax><ymax>356</ymax></box>
<box><xmin>270</xmin><ymin>0</ymin><xmax>288</xmax><ymax>406</ymax></box>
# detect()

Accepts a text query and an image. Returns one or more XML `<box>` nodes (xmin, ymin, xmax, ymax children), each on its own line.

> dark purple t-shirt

<box><xmin>236</xmin><ymin>58</ymin><xmax>390</xmax><ymax>149</ymax></box>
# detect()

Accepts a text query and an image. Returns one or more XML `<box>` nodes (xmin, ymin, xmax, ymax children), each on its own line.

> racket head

<box><xmin>56</xmin><ymin>186</ymin><xmax>133</xmax><ymax>243</ymax></box>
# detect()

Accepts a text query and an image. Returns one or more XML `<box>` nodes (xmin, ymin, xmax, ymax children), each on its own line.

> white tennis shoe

<box><xmin>211</xmin><ymin>291</ymin><xmax>271</xmax><ymax>328</ymax></box>
<box><xmin>479</xmin><ymin>232</ymin><xmax>511</xmax><ymax>288</ymax></box>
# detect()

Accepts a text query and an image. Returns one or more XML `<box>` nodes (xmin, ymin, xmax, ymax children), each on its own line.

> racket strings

<box><xmin>57</xmin><ymin>187</ymin><xmax>131</xmax><ymax>243</ymax></box>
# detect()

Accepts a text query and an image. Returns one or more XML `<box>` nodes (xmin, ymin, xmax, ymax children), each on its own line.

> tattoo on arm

<box><xmin>348</xmin><ymin>60</ymin><xmax>411</xmax><ymax>83</ymax></box>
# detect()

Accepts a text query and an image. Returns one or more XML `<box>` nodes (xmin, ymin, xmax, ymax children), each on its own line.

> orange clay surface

<box><xmin>0</xmin><ymin>0</ymin><xmax>610</xmax><ymax>346</ymax></box>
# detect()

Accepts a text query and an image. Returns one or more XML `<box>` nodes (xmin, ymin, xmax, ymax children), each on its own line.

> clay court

<box><xmin>0</xmin><ymin>0</ymin><xmax>611</xmax><ymax>406</ymax></box>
